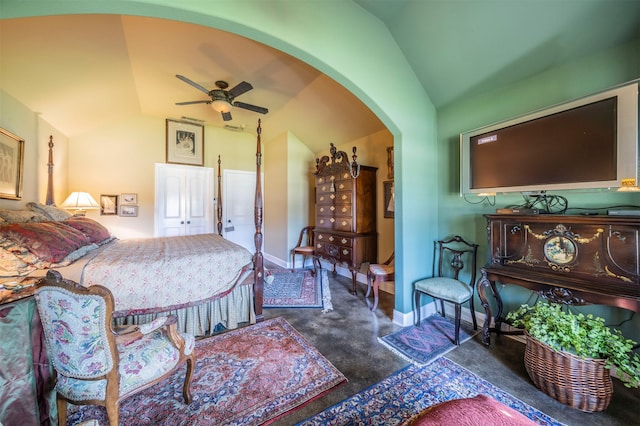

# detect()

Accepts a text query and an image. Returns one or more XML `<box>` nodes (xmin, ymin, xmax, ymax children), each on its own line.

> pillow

<box><xmin>0</xmin><ymin>222</ymin><xmax>91</xmax><ymax>263</ymax></box>
<box><xmin>0</xmin><ymin>247</ymin><xmax>35</xmax><ymax>277</ymax></box>
<box><xmin>400</xmin><ymin>395</ymin><xmax>537</xmax><ymax>426</ymax></box>
<box><xmin>0</xmin><ymin>209</ymin><xmax>48</xmax><ymax>223</ymax></box>
<box><xmin>27</xmin><ymin>202</ymin><xmax>72</xmax><ymax>221</ymax></box>
<box><xmin>63</xmin><ymin>217</ymin><xmax>112</xmax><ymax>245</ymax></box>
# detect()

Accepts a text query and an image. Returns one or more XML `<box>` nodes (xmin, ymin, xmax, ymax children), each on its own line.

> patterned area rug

<box><xmin>67</xmin><ymin>317</ymin><xmax>346</xmax><ymax>426</ymax></box>
<box><xmin>265</xmin><ymin>269</ymin><xmax>332</xmax><ymax>312</ymax></box>
<box><xmin>379</xmin><ymin>314</ymin><xmax>477</xmax><ymax>365</ymax></box>
<box><xmin>298</xmin><ymin>357</ymin><xmax>562</xmax><ymax>425</ymax></box>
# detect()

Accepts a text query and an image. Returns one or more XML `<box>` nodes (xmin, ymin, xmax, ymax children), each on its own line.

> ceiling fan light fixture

<box><xmin>211</xmin><ymin>99</ymin><xmax>232</xmax><ymax>113</ymax></box>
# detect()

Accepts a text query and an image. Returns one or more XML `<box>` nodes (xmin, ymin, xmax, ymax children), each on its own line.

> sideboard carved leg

<box><xmin>477</xmin><ymin>268</ymin><xmax>502</xmax><ymax>346</ymax></box>
<box><xmin>350</xmin><ymin>268</ymin><xmax>358</xmax><ymax>295</ymax></box>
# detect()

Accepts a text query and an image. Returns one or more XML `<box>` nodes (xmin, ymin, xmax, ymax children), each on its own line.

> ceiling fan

<box><xmin>175</xmin><ymin>74</ymin><xmax>269</xmax><ymax>121</ymax></box>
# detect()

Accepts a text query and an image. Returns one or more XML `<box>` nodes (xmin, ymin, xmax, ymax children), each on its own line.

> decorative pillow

<box><xmin>400</xmin><ymin>395</ymin><xmax>537</xmax><ymax>426</ymax></box>
<box><xmin>0</xmin><ymin>222</ymin><xmax>91</xmax><ymax>263</ymax></box>
<box><xmin>27</xmin><ymin>202</ymin><xmax>72</xmax><ymax>221</ymax></box>
<box><xmin>0</xmin><ymin>247</ymin><xmax>35</xmax><ymax>276</ymax></box>
<box><xmin>63</xmin><ymin>217</ymin><xmax>112</xmax><ymax>245</ymax></box>
<box><xmin>0</xmin><ymin>209</ymin><xmax>48</xmax><ymax>223</ymax></box>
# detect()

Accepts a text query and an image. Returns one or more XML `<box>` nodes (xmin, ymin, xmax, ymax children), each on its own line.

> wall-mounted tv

<box><xmin>460</xmin><ymin>82</ymin><xmax>639</xmax><ymax>195</ymax></box>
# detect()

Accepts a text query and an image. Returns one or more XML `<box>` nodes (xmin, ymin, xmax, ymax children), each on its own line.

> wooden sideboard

<box><xmin>314</xmin><ymin>144</ymin><xmax>377</xmax><ymax>294</ymax></box>
<box><xmin>477</xmin><ymin>214</ymin><xmax>640</xmax><ymax>345</ymax></box>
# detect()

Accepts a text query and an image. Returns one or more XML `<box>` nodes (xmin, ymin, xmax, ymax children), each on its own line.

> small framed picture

<box><xmin>100</xmin><ymin>195</ymin><xmax>118</xmax><ymax>215</ymax></box>
<box><xmin>383</xmin><ymin>180</ymin><xmax>395</xmax><ymax>219</ymax></box>
<box><xmin>166</xmin><ymin>119</ymin><xmax>204</xmax><ymax>166</ymax></box>
<box><xmin>120</xmin><ymin>205</ymin><xmax>138</xmax><ymax>217</ymax></box>
<box><xmin>0</xmin><ymin>128</ymin><xmax>24</xmax><ymax>200</ymax></box>
<box><xmin>120</xmin><ymin>193</ymin><xmax>138</xmax><ymax>205</ymax></box>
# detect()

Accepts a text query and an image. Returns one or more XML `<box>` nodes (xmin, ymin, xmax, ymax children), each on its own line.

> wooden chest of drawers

<box><xmin>313</xmin><ymin>145</ymin><xmax>377</xmax><ymax>293</ymax></box>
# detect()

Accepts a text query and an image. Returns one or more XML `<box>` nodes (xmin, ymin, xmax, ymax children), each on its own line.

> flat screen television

<box><xmin>460</xmin><ymin>82</ymin><xmax>639</xmax><ymax>195</ymax></box>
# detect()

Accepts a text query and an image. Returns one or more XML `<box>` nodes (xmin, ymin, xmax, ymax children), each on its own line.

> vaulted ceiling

<box><xmin>1</xmin><ymin>1</ymin><xmax>639</xmax><ymax>153</ymax></box>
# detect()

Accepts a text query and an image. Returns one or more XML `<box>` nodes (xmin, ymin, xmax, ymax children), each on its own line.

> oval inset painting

<box><xmin>544</xmin><ymin>236</ymin><xmax>577</xmax><ymax>264</ymax></box>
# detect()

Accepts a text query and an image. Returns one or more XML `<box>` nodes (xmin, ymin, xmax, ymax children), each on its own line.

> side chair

<box><xmin>413</xmin><ymin>236</ymin><xmax>478</xmax><ymax>345</ymax></box>
<box><xmin>34</xmin><ymin>270</ymin><xmax>196</xmax><ymax>426</ymax></box>
<box><xmin>291</xmin><ymin>225</ymin><xmax>321</xmax><ymax>274</ymax></box>
<box><xmin>366</xmin><ymin>252</ymin><xmax>394</xmax><ymax>311</ymax></box>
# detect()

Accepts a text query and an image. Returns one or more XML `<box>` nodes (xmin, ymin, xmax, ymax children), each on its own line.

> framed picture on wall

<box><xmin>166</xmin><ymin>119</ymin><xmax>204</xmax><ymax>166</ymax></box>
<box><xmin>120</xmin><ymin>205</ymin><xmax>138</xmax><ymax>217</ymax></box>
<box><xmin>120</xmin><ymin>193</ymin><xmax>137</xmax><ymax>205</ymax></box>
<box><xmin>384</xmin><ymin>180</ymin><xmax>394</xmax><ymax>219</ymax></box>
<box><xmin>0</xmin><ymin>127</ymin><xmax>24</xmax><ymax>200</ymax></box>
<box><xmin>100</xmin><ymin>194</ymin><xmax>118</xmax><ymax>215</ymax></box>
<box><xmin>387</xmin><ymin>146</ymin><xmax>394</xmax><ymax>180</ymax></box>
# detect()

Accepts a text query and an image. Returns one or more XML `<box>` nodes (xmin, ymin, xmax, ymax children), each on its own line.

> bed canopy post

<box><xmin>45</xmin><ymin>135</ymin><xmax>55</xmax><ymax>206</ymax></box>
<box><xmin>254</xmin><ymin>119</ymin><xmax>264</xmax><ymax>323</ymax></box>
<box><xmin>217</xmin><ymin>155</ymin><xmax>223</xmax><ymax>236</ymax></box>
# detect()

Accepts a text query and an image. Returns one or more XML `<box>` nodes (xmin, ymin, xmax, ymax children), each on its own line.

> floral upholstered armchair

<box><xmin>34</xmin><ymin>270</ymin><xmax>196</xmax><ymax>426</ymax></box>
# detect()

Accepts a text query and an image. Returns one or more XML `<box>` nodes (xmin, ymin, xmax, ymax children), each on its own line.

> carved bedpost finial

<box><xmin>46</xmin><ymin>135</ymin><xmax>55</xmax><ymax>206</ymax></box>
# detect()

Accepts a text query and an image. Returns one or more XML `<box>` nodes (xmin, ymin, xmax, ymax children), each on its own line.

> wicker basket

<box><xmin>524</xmin><ymin>333</ymin><xmax>613</xmax><ymax>412</ymax></box>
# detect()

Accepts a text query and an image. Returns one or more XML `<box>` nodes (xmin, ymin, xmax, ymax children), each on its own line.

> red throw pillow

<box><xmin>63</xmin><ymin>217</ymin><xmax>112</xmax><ymax>245</ymax></box>
<box><xmin>0</xmin><ymin>222</ymin><xmax>91</xmax><ymax>263</ymax></box>
<box><xmin>402</xmin><ymin>395</ymin><xmax>537</xmax><ymax>426</ymax></box>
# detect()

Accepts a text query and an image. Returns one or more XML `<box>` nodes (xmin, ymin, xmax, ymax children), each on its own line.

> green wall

<box><xmin>438</xmin><ymin>39</ymin><xmax>640</xmax><ymax>341</ymax></box>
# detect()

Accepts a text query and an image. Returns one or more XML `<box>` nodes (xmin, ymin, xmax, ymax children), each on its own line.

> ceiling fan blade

<box><xmin>175</xmin><ymin>74</ymin><xmax>210</xmax><ymax>94</ymax></box>
<box><xmin>233</xmin><ymin>101</ymin><xmax>268</xmax><ymax>115</ymax></box>
<box><xmin>175</xmin><ymin>100</ymin><xmax>211</xmax><ymax>105</ymax></box>
<box><xmin>228</xmin><ymin>81</ymin><xmax>253</xmax><ymax>98</ymax></box>
<box><xmin>222</xmin><ymin>111</ymin><xmax>232</xmax><ymax>121</ymax></box>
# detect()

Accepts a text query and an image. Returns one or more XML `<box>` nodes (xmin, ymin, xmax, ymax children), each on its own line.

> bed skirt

<box><xmin>112</xmin><ymin>282</ymin><xmax>255</xmax><ymax>336</ymax></box>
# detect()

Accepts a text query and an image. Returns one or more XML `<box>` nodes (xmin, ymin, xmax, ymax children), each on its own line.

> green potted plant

<box><xmin>506</xmin><ymin>302</ymin><xmax>640</xmax><ymax>412</ymax></box>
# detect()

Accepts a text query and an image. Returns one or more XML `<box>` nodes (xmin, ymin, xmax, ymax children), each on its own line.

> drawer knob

<box><xmin>329</xmin><ymin>236</ymin><xmax>334</xmax><ymax>242</ymax></box>
<box><xmin>341</xmin><ymin>195</ymin><xmax>348</xmax><ymax>200</ymax></box>
<box><xmin>330</xmin><ymin>206</ymin><xmax>335</xmax><ymax>211</ymax></box>
<box><xmin>330</xmin><ymin>218</ymin><xmax>336</xmax><ymax>223</ymax></box>
<box><xmin>341</xmin><ymin>207</ymin><xmax>347</xmax><ymax>213</ymax></box>
<box><xmin>330</xmin><ymin>194</ymin><xmax>336</xmax><ymax>200</ymax></box>
<box><xmin>341</xmin><ymin>238</ymin><xmax>347</xmax><ymax>244</ymax></box>
<box><xmin>342</xmin><ymin>249</ymin><xmax>349</xmax><ymax>255</ymax></box>
<box><xmin>319</xmin><ymin>207</ymin><xmax>325</xmax><ymax>212</ymax></box>
<box><xmin>319</xmin><ymin>196</ymin><xmax>325</xmax><ymax>202</ymax></box>
<box><xmin>318</xmin><ymin>235</ymin><xmax>323</xmax><ymax>240</ymax></box>
<box><xmin>319</xmin><ymin>219</ymin><xmax>325</xmax><ymax>224</ymax></box>
<box><xmin>338</xmin><ymin>183</ymin><xmax>345</xmax><ymax>190</ymax></box>
<box><xmin>341</xmin><ymin>220</ymin><xmax>347</xmax><ymax>226</ymax></box>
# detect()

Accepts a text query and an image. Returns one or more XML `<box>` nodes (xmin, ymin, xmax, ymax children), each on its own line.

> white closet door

<box><xmin>155</xmin><ymin>163</ymin><xmax>214</xmax><ymax>237</ymax></box>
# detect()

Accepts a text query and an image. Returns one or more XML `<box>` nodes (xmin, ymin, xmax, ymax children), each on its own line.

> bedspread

<box><xmin>80</xmin><ymin>234</ymin><xmax>253</xmax><ymax>316</ymax></box>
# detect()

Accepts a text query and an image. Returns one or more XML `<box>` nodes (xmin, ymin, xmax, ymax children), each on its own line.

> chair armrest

<box><xmin>114</xmin><ymin>315</ymin><xmax>178</xmax><ymax>344</ymax></box>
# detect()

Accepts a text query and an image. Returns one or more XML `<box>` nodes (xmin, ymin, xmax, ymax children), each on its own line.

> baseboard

<box><xmin>393</xmin><ymin>300</ymin><xmax>491</xmax><ymax>329</ymax></box>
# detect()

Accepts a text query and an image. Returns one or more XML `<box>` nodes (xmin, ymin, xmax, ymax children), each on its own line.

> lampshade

<box><xmin>60</xmin><ymin>192</ymin><xmax>100</xmax><ymax>216</ymax></box>
<box><xmin>211</xmin><ymin>99</ymin><xmax>232</xmax><ymax>113</ymax></box>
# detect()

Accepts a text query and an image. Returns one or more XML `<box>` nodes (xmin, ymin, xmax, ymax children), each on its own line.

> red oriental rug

<box><xmin>67</xmin><ymin>317</ymin><xmax>347</xmax><ymax>425</ymax></box>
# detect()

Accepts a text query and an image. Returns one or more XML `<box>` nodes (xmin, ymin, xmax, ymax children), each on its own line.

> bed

<box><xmin>0</xmin><ymin>120</ymin><xmax>266</xmax><ymax>336</ymax></box>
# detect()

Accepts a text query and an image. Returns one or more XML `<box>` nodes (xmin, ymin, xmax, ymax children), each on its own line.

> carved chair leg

<box><xmin>454</xmin><ymin>303</ymin><xmax>462</xmax><ymax>345</ymax></box>
<box><xmin>365</xmin><ymin>272</ymin><xmax>372</xmax><ymax>298</ymax></box>
<box><xmin>57</xmin><ymin>398</ymin><xmax>67</xmax><ymax>426</ymax></box>
<box><xmin>370</xmin><ymin>277</ymin><xmax>380</xmax><ymax>311</ymax></box>
<box><xmin>105</xmin><ymin>400</ymin><xmax>119</xmax><ymax>426</ymax></box>
<box><xmin>414</xmin><ymin>290</ymin><xmax>421</xmax><ymax>326</ymax></box>
<box><xmin>469</xmin><ymin>295</ymin><xmax>477</xmax><ymax>330</ymax></box>
<box><xmin>183</xmin><ymin>353</ymin><xmax>196</xmax><ymax>404</ymax></box>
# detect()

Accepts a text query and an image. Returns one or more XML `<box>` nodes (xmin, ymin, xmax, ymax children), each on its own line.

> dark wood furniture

<box><xmin>314</xmin><ymin>143</ymin><xmax>377</xmax><ymax>294</ymax></box>
<box><xmin>477</xmin><ymin>214</ymin><xmax>640</xmax><ymax>345</ymax></box>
